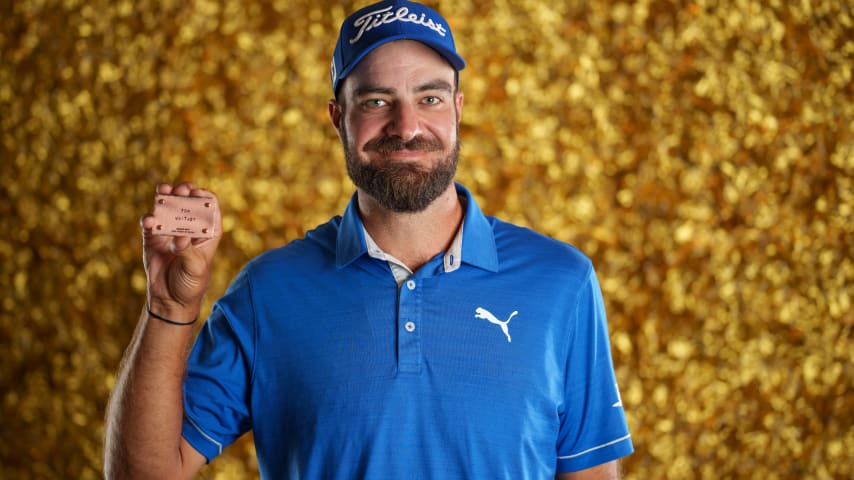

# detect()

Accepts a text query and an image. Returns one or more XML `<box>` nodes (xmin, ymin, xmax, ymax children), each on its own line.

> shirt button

<box><xmin>406</xmin><ymin>279</ymin><xmax>416</xmax><ymax>290</ymax></box>
<box><xmin>404</xmin><ymin>321</ymin><xmax>416</xmax><ymax>332</ymax></box>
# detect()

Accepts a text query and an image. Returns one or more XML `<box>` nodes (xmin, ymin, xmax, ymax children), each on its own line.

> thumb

<box><xmin>171</xmin><ymin>236</ymin><xmax>193</xmax><ymax>253</ymax></box>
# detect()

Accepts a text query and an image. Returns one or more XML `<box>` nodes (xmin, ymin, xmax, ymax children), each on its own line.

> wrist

<box><xmin>147</xmin><ymin>307</ymin><xmax>197</xmax><ymax>326</ymax></box>
<box><xmin>146</xmin><ymin>297</ymin><xmax>201</xmax><ymax>325</ymax></box>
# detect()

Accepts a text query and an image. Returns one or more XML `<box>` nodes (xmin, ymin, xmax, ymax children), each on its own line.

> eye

<box><xmin>421</xmin><ymin>96</ymin><xmax>442</xmax><ymax>105</ymax></box>
<box><xmin>364</xmin><ymin>98</ymin><xmax>388</xmax><ymax>108</ymax></box>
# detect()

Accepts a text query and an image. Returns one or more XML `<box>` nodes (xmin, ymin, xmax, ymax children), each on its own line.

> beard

<box><xmin>342</xmin><ymin>124</ymin><xmax>460</xmax><ymax>213</ymax></box>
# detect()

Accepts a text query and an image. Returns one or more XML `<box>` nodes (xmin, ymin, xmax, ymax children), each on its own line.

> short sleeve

<box><xmin>556</xmin><ymin>267</ymin><xmax>633</xmax><ymax>472</ymax></box>
<box><xmin>181</xmin><ymin>268</ymin><xmax>256</xmax><ymax>462</ymax></box>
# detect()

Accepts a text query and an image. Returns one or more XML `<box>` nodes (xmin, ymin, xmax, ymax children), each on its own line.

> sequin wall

<box><xmin>1</xmin><ymin>0</ymin><xmax>852</xmax><ymax>478</ymax></box>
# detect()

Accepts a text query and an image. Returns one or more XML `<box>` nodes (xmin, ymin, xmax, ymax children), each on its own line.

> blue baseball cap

<box><xmin>331</xmin><ymin>0</ymin><xmax>466</xmax><ymax>95</ymax></box>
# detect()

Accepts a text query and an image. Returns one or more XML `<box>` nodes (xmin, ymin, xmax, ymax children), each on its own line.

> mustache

<box><xmin>363</xmin><ymin>135</ymin><xmax>444</xmax><ymax>154</ymax></box>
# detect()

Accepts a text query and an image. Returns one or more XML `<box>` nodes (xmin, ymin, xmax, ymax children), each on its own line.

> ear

<box><xmin>454</xmin><ymin>91</ymin><xmax>464</xmax><ymax>123</ymax></box>
<box><xmin>328</xmin><ymin>99</ymin><xmax>343</xmax><ymax>137</ymax></box>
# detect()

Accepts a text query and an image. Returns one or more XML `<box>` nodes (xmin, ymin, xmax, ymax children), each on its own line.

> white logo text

<box><xmin>350</xmin><ymin>5</ymin><xmax>447</xmax><ymax>44</ymax></box>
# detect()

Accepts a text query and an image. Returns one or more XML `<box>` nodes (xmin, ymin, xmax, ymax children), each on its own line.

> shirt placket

<box><xmin>397</xmin><ymin>275</ymin><xmax>422</xmax><ymax>374</ymax></box>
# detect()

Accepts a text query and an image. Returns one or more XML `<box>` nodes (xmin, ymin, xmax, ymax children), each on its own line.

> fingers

<box><xmin>156</xmin><ymin>182</ymin><xmax>218</xmax><ymax>202</ymax></box>
<box><xmin>159</xmin><ymin>182</ymin><xmax>196</xmax><ymax>197</ymax></box>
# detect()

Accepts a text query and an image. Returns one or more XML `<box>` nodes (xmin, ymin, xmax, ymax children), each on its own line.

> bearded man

<box><xmin>104</xmin><ymin>1</ymin><xmax>633</xmax><ymax>479</ymax></box>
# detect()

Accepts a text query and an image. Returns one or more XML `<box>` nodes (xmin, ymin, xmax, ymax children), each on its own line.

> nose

<box><xmin>384</xmin><ymin>102</ymin><xmax>421</xmax><ymax>141</ymax></box>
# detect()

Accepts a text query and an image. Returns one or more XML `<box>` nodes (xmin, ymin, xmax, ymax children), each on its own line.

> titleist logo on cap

<box><xmin>350</xmin><ymin>5</ymin><xmax>447</xmax><ymax>44</ymax></box>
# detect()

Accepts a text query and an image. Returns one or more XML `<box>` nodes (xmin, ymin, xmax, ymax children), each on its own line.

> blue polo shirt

<box><xmin>182</xmin><ymin>183</ymin><xmax>633</xmax><ymax>478</ymax></box>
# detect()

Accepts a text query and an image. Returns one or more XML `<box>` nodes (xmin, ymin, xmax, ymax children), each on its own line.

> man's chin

<box><xmin>356</xmin><ymin>173</ymin><xmax>453</xmax><ymax>213</ymax></box>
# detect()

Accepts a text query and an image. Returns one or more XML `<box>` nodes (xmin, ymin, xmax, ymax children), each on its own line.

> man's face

<box><xmin>330</xmin><ymin>40</ymin><xmax>464</xmax><ymax>213</ymax></box>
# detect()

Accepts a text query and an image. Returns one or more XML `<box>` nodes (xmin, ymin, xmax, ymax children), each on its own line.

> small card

<box><xmin>151</xmin><ymin>194</ymin><xmax>217</xmax><ymax>238</ymax></box>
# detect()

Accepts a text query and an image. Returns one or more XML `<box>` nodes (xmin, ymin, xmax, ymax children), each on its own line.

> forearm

<box><xmin>104</xmin><ymin>306</ymin><xmax>198</xmax><ymax>479</ymax></box>
<box><xmin>557</xmin><ymin>460</ymin><xmax>622</xmax><ymax>479</ymax></box>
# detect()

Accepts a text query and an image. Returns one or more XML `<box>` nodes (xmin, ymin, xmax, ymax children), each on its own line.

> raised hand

<box><xmin>140</xmin><ymin>182</ymin><xmax>222</xmax><ymax>323</ymax></box>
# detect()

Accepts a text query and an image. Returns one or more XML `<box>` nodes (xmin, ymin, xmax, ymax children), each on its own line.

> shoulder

<box><xmin>490</xmin><ymin>216</ymin><xmax>594</xmax><ymax>278</ymax></box>
<box><xmin>241</xmin><ymin>215</ymin><xmax>342</xmax><ymax>279</ymax></box>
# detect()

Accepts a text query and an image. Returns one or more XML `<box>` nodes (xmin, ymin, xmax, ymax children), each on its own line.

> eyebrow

<box><xmin>353</xmin><ymin>79</ymin><xmax>454</xmax><ymax>98</ymax></box>
<box><xmin>415</xmin><ymin>80</ymin><xmax>454</xmax><ymax>94</ymax></box>
<box><xmin>353</xmin><ymin>85</ymin><xmax>395</xmax><ymax>97</ymax></box>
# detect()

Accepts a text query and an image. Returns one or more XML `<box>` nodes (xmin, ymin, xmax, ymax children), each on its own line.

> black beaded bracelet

<box><xmin>147</xmin><ymin>307</ymin><xmax>197</xmax><ymax>326</ymax></box>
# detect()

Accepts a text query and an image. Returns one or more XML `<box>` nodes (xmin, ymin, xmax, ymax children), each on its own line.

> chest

<box><xmin>247</xmin><ymin>263</ymin><xmax>576</xmax><ymax>478</ymax></box>
<box><xmin>253</xmin><ymin>264</ymin><xmax>571</xmax><ymax>389</ymax></box>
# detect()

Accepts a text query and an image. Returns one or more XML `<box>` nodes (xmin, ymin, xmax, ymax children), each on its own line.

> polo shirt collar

<box><xmin>456</xmin><ymin>183</ymin><xmax>499</xmax><ymax>272</ymax></box>
<box><xmin>335</xmin><ymin>193</ymin><xmax>367</xmax><ymax>270</ymax></box>
<box><xmin>335</xmin><ymin>183</ymin><xmax>499</xmax><ymax>273</ymax></box>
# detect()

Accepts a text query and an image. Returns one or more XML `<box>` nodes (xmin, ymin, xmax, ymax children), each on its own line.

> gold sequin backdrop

<box><xmin>1</xmin><ymin>0</ymin><xmax>852</xmax><ymax>478</ymax></box>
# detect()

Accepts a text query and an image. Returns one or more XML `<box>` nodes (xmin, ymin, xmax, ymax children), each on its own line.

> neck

<box><xmin>358</xmin><ymin>183</ymin><xmax>462</xmax><ymax>272</ymax></box>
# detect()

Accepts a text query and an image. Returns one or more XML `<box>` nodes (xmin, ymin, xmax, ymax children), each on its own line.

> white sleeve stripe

<box><xmin>185</xmin><ymin>415</ymin><xmax>223</xmax><ymax>456</ymax></box>
<box><xmin>558</xmin><ymin>434</ymin><xmax>632</xmax><ymax>460</ymax></box>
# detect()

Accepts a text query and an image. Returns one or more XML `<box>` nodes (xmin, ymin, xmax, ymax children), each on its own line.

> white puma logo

<box><xmin>474</xmin><ymin>307</ymin><xmax>518</xmax><ymax>343</ymax></box>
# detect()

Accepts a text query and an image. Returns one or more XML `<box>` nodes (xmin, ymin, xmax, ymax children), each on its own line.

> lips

<box><xmin>363</xmin><ymin>135</ymin><xmax>443</xmax><ymax>154</ymax></box>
